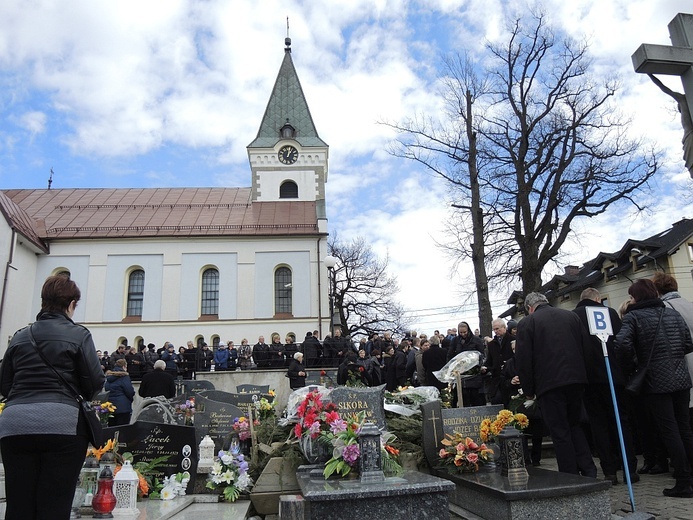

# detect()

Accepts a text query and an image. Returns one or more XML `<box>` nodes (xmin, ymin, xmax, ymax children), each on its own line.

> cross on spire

<box><xmin>632</xmin><ymin>13</ymin><xmax>693</xmax><ymax>178</ymax></box>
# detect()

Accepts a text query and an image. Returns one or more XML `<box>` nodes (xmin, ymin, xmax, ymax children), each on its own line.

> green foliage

<box><xmin>385</xmin><ymin>412</ymin><xmax>425</xmax><ymax>468</ymax></box>
<box><xmin>323</xmin><ymin>458</ymin><xmax>352</xmax><ymax>478</ymax></box>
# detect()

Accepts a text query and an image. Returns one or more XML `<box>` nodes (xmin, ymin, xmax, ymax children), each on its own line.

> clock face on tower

<box><xmin>278</xmin><ymin>145</ymin><xmax>299</xmax><ymax>165</ymax></box>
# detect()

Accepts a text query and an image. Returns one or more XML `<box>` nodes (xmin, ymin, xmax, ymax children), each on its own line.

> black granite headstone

<box><xmin>441</xmin><ymin>404</ymin><xmax>503</xmax><ymax>441</ymax></box>
<box><xmin>180</xmin><ymin>379</ymin><xmax>215</xmax><ymax>397</ymax></box>
<box><xmin>198</xmin><ymin>389</ymin><xmax>269</xmax><ymax>409</ymax></box>
<box><xmin>135</xmin><ymin>400</ymin><xmax>177</xmax><ymax>424</ymax></box>
<box><xmin>237</xmin><ymin>384</ymin><xmax>269</xmax><ymax>393</ymax></box>
<box><xmin>330</xmin><ymin>384</ymin><xmax>386</xmax><ymax>430</ymax></box>
<box><xmin>193</xmin><ymin>393</ymin><xmax>247</xmax><ymax>452</ymax></box>
<box><xmin>103</xmin><ymin>421</ymin><xmax>198</xmax><ymax>489</ymax></box>
<box><xmin>420</xmin><ymin>401</ymin><xmax>446</xmax><ymax>468</ymax></box>
<box><xmin>304</xmin><ymin>369</ymin><xmax>337</xmax><ymax>387</ymax></box>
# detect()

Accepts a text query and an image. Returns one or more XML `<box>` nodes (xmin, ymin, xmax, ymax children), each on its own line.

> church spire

<box><xmin>247</xmin><ymin>37</ymin><xmax>327</xmax><ymax>149</ymax></box>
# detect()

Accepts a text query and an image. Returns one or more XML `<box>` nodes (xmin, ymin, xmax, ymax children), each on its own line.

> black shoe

<box><xmin>649</xmin><ymin>464</ymin><xmax>669</xmax><ymax>475</ymax></box>
<box><xmin>638</xmin><ymin>463</ymin><xmax>654</xmax><ymax>474</ymax></box>
<box><xmin>604</xmin><ymin>474</ymin><xmax>618</xmax><ymax>485</ymax></box>
<box><xmin>628</xmin><ymin>473</ymin><xmax>640</xmax><ymax>484</ymax></box>
<box><xmin>663</xmin><ymin>485</ymin><xmax>693</xmax><ymax>498</ymax></box>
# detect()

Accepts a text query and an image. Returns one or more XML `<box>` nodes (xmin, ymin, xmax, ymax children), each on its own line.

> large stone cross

<box><xmin>632</xmin><ymin>13</ymin><xmax>693</xmax><ymax>178</ymax></box>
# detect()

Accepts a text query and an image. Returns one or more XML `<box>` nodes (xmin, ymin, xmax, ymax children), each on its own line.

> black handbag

<box><xmin>27</xmin><ymin>325</ymin><xmax>104</xmax><ymax>447</ymax></box>
<box><xmin>625</xmin><ymin>309</ymin><xmax>664</xmax><ymax>397</ymax></box>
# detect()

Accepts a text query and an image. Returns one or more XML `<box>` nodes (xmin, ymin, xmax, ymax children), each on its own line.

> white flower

<box><xmin>212</xmin><ymin>461</ymin><xmax>223</xmax><ymax>474</ymax></box>
<box><xmin>236</xmin><ymin>473</ymin><xmax>252</xmax><ymax>491</ymax></box>
<box><xmin>160</xmin><ymin>487</ymin><xmax>176</xmax><ymax>500</ymax></box>
<box><xmin>220</xmin><ymin>454</ymin><xmax>233</xmax><ymax>465</ymax></box>
<box><xmin>222</xmin><ymin>469</ymin><xmax>235</xmax><ymax>484</ymax></box>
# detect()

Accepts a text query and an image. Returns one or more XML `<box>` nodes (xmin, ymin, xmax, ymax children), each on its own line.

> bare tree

<box><xmin>328</xmin><ymin>236</ymin><xmax>407</xmax><ymax>339</ymax></box>
<box><xmin>387</xmin><ymin>12</ymin><xmax>659</xmax><ymax>303</ymax></box>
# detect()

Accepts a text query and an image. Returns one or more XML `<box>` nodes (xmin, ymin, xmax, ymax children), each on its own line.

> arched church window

<box><xmin>279</xmin><ymin>180</ymin><xmax>298</xmax><ymax>199</ymax></box>
<box><xmin>201</xmin><ymin>268</ymin><xmax>219</xmax><ymax>315</ymax></box>
<box><xmin>274</xmin><ymin>266</ymin><xmax>292</xmax><ymax>315</ymax></box>
<box><xmin>127</xmin><ymin>269</ymin><xmax>145</xmax><ymax>317</ymax></box>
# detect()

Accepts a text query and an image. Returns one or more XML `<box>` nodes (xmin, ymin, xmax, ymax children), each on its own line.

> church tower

<box><xmin>247</xmin><ymin>37</ymin><xmax>328</xmax><ymax>210</ymax></box>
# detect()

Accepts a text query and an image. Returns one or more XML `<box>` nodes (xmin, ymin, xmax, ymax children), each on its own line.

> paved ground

<box><xmin>539</xmin><ymin>456</ymin><xmax>693</xmax><ymax>520</ymax></box>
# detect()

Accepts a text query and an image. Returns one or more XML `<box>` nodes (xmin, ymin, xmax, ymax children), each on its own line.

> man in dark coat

<box><xmin>449</xmin><ymin>321</ymin><xmax>486</xmax><ymax>407</ymax></box>
<box><xmin>482</xmin><ymin>319</ymin><xmax>514</xmax><ymax>404</ymax></box>
<box><xmin>139</xmin><ymin>360</ymin><xmax>176</xmax><ymax>399</ymax></box>
<box><xmin>422</xmin><ymin>338</ymin><xmax>448</xmax><ymax>390</ymax></box>
<box><xmin>253</xmin><ymin>336</ymin><xmax>270</xmax><ymax>368</ymax></box>
<box><xmin>574</xmin><ymin>287</ymin><xmax>638</xmax><ymax>485</ymax></box>
<box><xmin>301</xmin><ymin>331</ymin><xmax>322</xmax><ymax>368</ymax></box>
<box><xmin>196</xmin><ymin>343</ymin><xmax>214</xmax><ymax>372</ymax></box>
<box><xmin>516</xmin><ymin>292</ymin><xmax>597</xmax><ymax>478</ymax></box>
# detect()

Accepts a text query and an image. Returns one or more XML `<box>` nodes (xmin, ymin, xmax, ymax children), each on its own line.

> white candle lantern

<box><xmin>199</xmin><ymin>435</ymin><xmax>215</xmax><ymax>465</ymax></box>
<box><xmin>112</xmin><ymin>461</ymin><xmax>139</xmax><ymax>516</ymax></box>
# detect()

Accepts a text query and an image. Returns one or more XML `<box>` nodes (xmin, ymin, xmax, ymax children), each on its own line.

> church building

<box><xmin>0</xmin><ymin>37</ymin><xmax>332</xmax><ymax>353</ymax></box>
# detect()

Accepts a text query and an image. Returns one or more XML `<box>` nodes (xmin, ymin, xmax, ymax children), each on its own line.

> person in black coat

<box><xmin>394</xmin><ymin>342</ymin><xmax>409</xmax><ymax>387</ymax></box>
<box><xmin>139</xmin><ymin>360</ymin><xmax>176</xmax><ymax>399</ymax></box>
<box><xmin>422</xmin><ymin>339</ymin><xmax>449</xmax><ymax>390</ymax></box>
<box><xmin>337</xmin><ymin>351</ymin><xmax>371</xmax><ymax>386</ymax></box>
<box><xmin>368</xmin><ymin>349</ymin><xmax>383</xmax><ymax>386</ymax></box>
<box><xmin>615</xmin><ymin>279</ymin><xmax>693</xmax><ymax>498</ymax></box>
<box><xmin>196</xmin><ymin>343</ymin><xmax>214</xmax><ymax>372</ymax></box>
<box><xmin>287</xmin><ymin>352</ymin><xmax>307</xmax><ymax>390</ymax></box>
<box><xmin>105</xmin><ymin>358</ymin><xmax>135</xmax><ymax>426</ymax></box>
<box><xmin>574</xmin><ymin>287</ymin><xmax>638</xmax><ymax>485</ymax></box>
<box><xmin>253</xmin><ymin>336</ymin><xmax>270</xmax><ymax>368</ymax></box>
<box><xmin>268</xmin><ymin>334</ymin><xmax>285</xmax><ymax>369</ymax></box>
<box><xmin>482</xmin><ymin>319</ymin><xmax>515</xmax><ymax>404</ymax></box>
<box><xmin>382</xmin><ymin>346</ymin><xmax>397</xmax><ymax>391</ymax></box>
<box><xmin>301</xmin><ymin>332</ymin><xmax>322</xmax><ymax>368</ymax></box>
<box><xmin>449</xmin><ymin>321</ymin><xmax>486</xmax><ymax>407</ymax></box>
<box><xmin>515</xmin><ymin>292</ymin><xmax>596</xmax><ymax>478</ymax></box>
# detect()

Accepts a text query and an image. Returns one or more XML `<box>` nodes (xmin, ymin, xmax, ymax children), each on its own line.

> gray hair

<box><xmin>154</xmin><ymin>360</ymin><xmax>166</xmax><ymax>370</ymax></box>
<box><xmin>294</xmin><ymin>352</ymin><xmax>303</xmax><ymax>360</ymax></box>
<box><xmin>524</xmin><ymin>292</ymin><xmax>548</xmax><ymax>312</ymax></box>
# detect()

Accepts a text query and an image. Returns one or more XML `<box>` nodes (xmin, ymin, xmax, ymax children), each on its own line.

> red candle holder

<box><xmin>92</xmin><ymin>466</ymin><xmax>117</xmax><ymax>518</ymax></box>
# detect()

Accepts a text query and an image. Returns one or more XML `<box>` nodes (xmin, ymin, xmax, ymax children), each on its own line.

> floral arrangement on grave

<box><xmin>174</xmin><ymin>398</ymin><xmax>195</xmax><ymax>426</ymax></box>
<box><xmin>87</xmin><ymin>438</ymin><xmax>117</xmax><ymax>461</ymax></box>
<box><xmin>293</xmin><ymin>389</ymin><xmax>339</xmax><ymax>440</ymax></box>
<box><xmin>158</xmin><ymin>472</ymin><xmax>190</xmax><ymax>500</ymax></box>
<box><xmin>95</xmin><ymin>401</ymin><xmax>116</xmax><ymax>425</ymax></box>
<box><xmin>206</xmin><ymin>448</ymin><xmax>253</xmax><ymax>502</ymax></box>
<box><xmin>254</xmin><ymin>393</ymin><xmax>277</xmax><ymax>420</ymax></box>
<box><xmin>346</xmin><ymin>366</ymin><xmax>368</xmax><ymax>387</ymax></box>
<box><xmin>438</xmin><ymin>433</ymin><xmax>494</xmax><ymax>473</ymax></box>
<box><xmin>479</xmin><ymin>409</ymin><xmax>529</xmax><ymax>443</ymax></box>
<box><xmin>507</xmin><ymin>389</ymin><xmax>538</xmax><ymax>417</ymax></box>
<box><xmin>322</xmin><ymin>411</ymin><xmax>402</xmax><ymax>479</ymax></box>
<box><xmin>232</xmin><ymin>416</ymin><xmax>260</xmax><ymax>441</ymax></box>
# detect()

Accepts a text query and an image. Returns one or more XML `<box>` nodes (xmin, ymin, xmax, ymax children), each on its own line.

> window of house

<box><xmin>274</xmin><ymin>266</ymin><xmax>292</xmax><ymax>314</ymax></box>
<box><xmin>688</xmin><ymin>242</ymin><xmax>693</xmax><ymax>261</ymax></box>
<box><xmin>279</xmin><ymin>180</ymin><xmax>298</xmax><ymax>198</ymax></box>
<box><xmin>201</xmin><ymin>268</ymin><xmax>219</xmax><ymax>315</ymax></box>
<box><xmin>126</xmin><ymin>269</ymin><xmax>145</xmax><ymax>317</ymax></box>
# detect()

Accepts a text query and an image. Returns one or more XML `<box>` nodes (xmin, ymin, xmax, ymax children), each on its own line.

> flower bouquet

<box><xmin>292</xmin><ymin>390</ymin><xmax>338</xmax><ymax>463</ymax></box>
<box><xmin>254</xmin><ymin>393</ymin><xmax>277</xmax><ymax>420</ymax></box>
<box><xmin>479</xmin><ymin>409</ymin><xmax>529</xmax><ymax>443</ymax></box>
<box><xmin>232</xmin><ymin>416</ymin><xmax>260</xmax><ymax>441</ymax></box>
<box><xmin>158</xmin><ymin>473</ymin><xmax>190</xmax><ymax>500</ymax></box>
<box><xmin>95</xmin><ymin>401</ymin><xmax>116</xmax><ymax>425</ymax></box>
<box><xmin>438</xmin><ymin>433</ymin><xmax>493</xmax><ymax>473</ymax></box>
<box><xmin>174</xmin><ymin>398</ymin><xmax>195</xmax><ymax>426</ymax></box>
<box><xmin>206</xmin><ymin>449</ymin><xmax>253</xmax><ymax>502</ymax></box>
<box><xmin>322</xmin><ymin>411</ymin><xmax>402</xmax><ymax>479</ymax></box>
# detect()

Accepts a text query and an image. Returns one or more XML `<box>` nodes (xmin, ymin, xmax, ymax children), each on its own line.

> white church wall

<box><xmin>255</xmin><ymin>250</ymin><xmax>311</xmax><ymax>318</ymax></box>
<box><xmin>34</xmin><ymin>254</ymin><xmax>91</xmax><ymax>322</ymax></box>
<box><xmin>104</xmin><ymin>254</ymin><xmax>164</xmax><ymax>321</ymax></box>
<box><xmin>0</xmin><ymin>231</ymin><xmax>39</xmax><ymax>350</ymax></box>
<box><xmin>179</xmin><ymin>252</ymin><xmax>238</xmax><ymax>320</ymax></box>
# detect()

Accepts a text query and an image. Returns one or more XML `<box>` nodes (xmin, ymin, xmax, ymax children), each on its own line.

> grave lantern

<box><xmin>99</xmin><ymin>450</ymin><xmax>116</xmax><ymax>475</ymax></box>
<box><xmin>70</xmin><ymin>474</ymin><xmax>87</xmax><ymax>519</ymax></box>
<box><xmin>112</xmin><ymin>460</ymin><xmax>139</xmax><ymax>516</ymax></box>
<box><xmin>358</xmin><ymin>422</ymin><xmax>384</xmax><ymax>483</ymax></box>
<box><xmin>497</xmin><ymin>424</ymin><xmax>529</xmax><ymax>486</ymax></box>
<box><xmin>199</xmin><ymin>435</ymin><xmax>215</xmax><ymax>465</ymax></box>
<box><xmin>92</xmin><ymin>465</ymin><xmax>117</xmax><ymax>518</ymax></box>
<box><xmin>81</xmin><ymin>454</ymin><xmax>101</xmax><ymax>505</ymax></box>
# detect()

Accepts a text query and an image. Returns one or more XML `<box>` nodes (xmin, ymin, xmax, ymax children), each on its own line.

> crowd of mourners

<box><xmin>96</xmin><ymin>271</ymin><xmax>693</xmax><ymax>498</ymax></box>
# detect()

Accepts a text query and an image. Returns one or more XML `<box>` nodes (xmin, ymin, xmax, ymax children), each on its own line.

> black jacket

<box><xmin>573</xmin><ymin>299</ymin><xmax>626</xmax><ymax>386</ymax></box>
<box><xmin>615</xmin><ymin>298</ymin><xmax>693</xmax><ymax>395</ymax></box>
<box><xmin>287</xmin><ymin>359</ymin><xmax>306</xmax><ymax>389</ymax></box>
<box><xmin>515</xmin><ymin>303</ymin><xmax>589</xmax><ymax>398</ymax></box>
<box><xmin>449</xmin><ymin>333</ymin><xmax>485</xmax><ymax>389</ymax></box>
<box><xmin>0</xmin><ymin>311</ymin><xmax>105</xmax><ymax>407</ymax></box>
<box><xmin>139</xmin><ymin>369</ymin><xmax>176</xmax><ymax>399</ymax></box>
<box><xmin>422</xmin><ymin>344</ymin><xmax>448</xmax><ymax>389</ymax></box>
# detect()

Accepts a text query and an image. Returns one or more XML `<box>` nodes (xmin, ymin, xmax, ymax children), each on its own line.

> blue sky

<box><xmin>0</xmin><ymin>0</ymin><xmax>692</xmax><ymax>332</ymax></box>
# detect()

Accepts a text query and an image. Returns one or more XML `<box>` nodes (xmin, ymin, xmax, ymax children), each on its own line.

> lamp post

<box><xmin>324</xmin><ymin>255</ymin><xmax>337</xmax><ymax>333</ymax></box>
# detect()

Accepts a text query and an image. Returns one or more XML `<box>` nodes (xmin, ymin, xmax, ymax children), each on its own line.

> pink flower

<box><xmin>467</xmin><ymin>453</ymin><xmax>479</xmax><ymax>464</ymax></box>
<box><xmin>294</xmin><ymin>423</ymin><xmax>303</xmax><ymax>438</ymax></box>
<box><xmin>455</xmin><ymin>443</ymin><xmax>466</xmax><ymax>453</ymax></box>
<box><xmin>439</xmin><ymin>448</ymin><xmax>449</xmax><ymax>458</ymax></box>
<box><xmin>330</xmin><ymin>419</ymin><xmax>347</xmax><ymax>434</ymax></box>
<box><xmin>309</xmin><ymin>421</ymin><xmax>321</xmax><ymax>438</ymax></box>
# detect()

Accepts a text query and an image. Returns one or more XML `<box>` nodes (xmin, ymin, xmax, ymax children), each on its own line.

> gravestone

<box><xmin>134</xmin><ymin>398</ymin><xmax>178</xmax><ymax>425</ymax></box>
<box><xmin>442</xmin><ymin>404</ymin><xmax>503</xmax><ymax>439</ymax></box>
<box><xmin>237</xmin><ymin>384</ymin><xmax>270</xmax><ymax>393</ymax></box>
<box><xmin>193</xmin><ymin>393</ymin><xmax>246</xmax><ymax>452</ymax></box>
<box><xmin>420</xmin><ymin>401</ymin><xmax>611</xmax><ymax>520</ymax></box>
<box><xmin>198</xmin><ymin>389</ymin><xmax>272</xmax><ymax>409</ymax></box>
<box><xmin>304</xmin><ymin>369</ymin><xmax>338</xmax><ymax>387</ymax></box>
<box><xmin>103</xmin><ymin>421</ymin><xmax>198</xmax><ymax>489</ymax></box>
<box><xmin>330</xmin><ymin>384</ymin><xmax>386</xmax><ymax>430</ymax></box>
<box><xmin>179</xmin><ymin>379</ymin><xmax>215</xmax><ymax>398</ymax></box>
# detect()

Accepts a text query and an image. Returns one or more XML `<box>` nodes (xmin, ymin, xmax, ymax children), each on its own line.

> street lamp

<box><xmin>324</xmin><ymin>256</ymin><xmax>337</xmax><ymax>332</ymax></box>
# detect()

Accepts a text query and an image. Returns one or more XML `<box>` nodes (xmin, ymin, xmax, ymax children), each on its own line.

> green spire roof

<box><xmin>248</xmin><ymin>43</ymin><xmax>327</xmax><ymax>148</ymax></box>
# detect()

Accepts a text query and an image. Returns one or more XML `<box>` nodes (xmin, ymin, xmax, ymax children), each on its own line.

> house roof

<box><xmin>247</xmin><ymin>41</ymin><xmax>327</xmax><ymax>149</ymax></box>
<box><xmin>0</xmin><ymin>191</ymin><xmax>48</xmax><ymax>252</ymax></box>
<box><xmin>542</xmin><ymin>218</ymin><xmax>693</xmax><ymax>299</ymax></box>
<box><xmin>2</xmin><ymin>188</ymin><xmax>320</xmax><ymax>240</ymax></box>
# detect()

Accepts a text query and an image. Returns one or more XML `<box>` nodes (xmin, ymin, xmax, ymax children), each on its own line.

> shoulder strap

<box><xmin>27</xmin><ymin>324</ymin><xmax>86</xmax><ymax>403</ymax></box>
